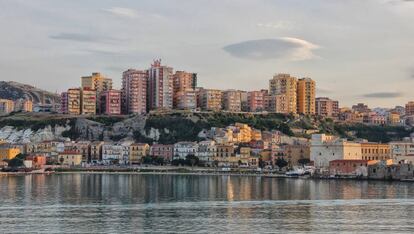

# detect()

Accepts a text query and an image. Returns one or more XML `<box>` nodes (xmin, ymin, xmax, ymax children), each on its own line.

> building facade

<box><xmin>100</xmin><ymin>90</ymin><xmax>121</xmax><ymax>115</ymax></box>
<box><xmin>315</xmin><ymin>97</ymin><xmax>339</xmax><ymax>118</ymax></box>
<box><xmin>198</xmin><ymin>88</ymin><xmax>222</xmax><ymax>111</ymax></box>
<box><xmin>269</xmin><ymin>73</ymin><xmax>298</xmax><ymax>114</ymax></box>
<box><xmin>297</xmin><ymin>78</ymin><xmax>315</xmax><ymax>115</ymax></box>
<box><xmin>147</xmin><ymin>60</ymin><xmax>174</xmax><ymax>110</ymax></box>
<box><xmin>122</xmin><ymin>69</ymin><xmax>147</xmax><ymax>114</ymax></box>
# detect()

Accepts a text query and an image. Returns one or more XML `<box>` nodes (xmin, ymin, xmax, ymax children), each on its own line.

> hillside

<box><xmin>0</xmin><ymin>81</ymin><xmax>60</xmax><ymax>104</ymax></box>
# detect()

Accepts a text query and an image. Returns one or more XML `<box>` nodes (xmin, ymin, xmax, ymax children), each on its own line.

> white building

<box><xmin>389</xmin><ymin>140</ymin><xmax>414</xmax><ymax>163</ymax></box>
<box><xmin>102</xmin><ymin>142</ymin><xmax>133</xmax><ymax>165</ymax></box>
<box><xmin>310</xmin><ymin>134</ymin><xmax>362</xmax><ymax>168</ymax></box>
<box><xmin>173</xmin><ymin>142</ymin><xmax>198</xmax><ymax>160</ymax></box>
<box><xmin>196</xmin><ymin>140</ymin><xmax>217</xmax><ymax>165</ymax></box>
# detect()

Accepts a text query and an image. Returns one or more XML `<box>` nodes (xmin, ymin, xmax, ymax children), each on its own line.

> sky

<box><xmin>0</xmin><ymin>0</ymin><xmax>413</xmax><ymax>108</ymax></box>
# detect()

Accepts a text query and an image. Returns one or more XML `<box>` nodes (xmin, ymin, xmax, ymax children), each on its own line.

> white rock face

<box><xmin>0</xmin><ymin>125</ymin><xmax>69</xmax><ymax>143</ymax></box>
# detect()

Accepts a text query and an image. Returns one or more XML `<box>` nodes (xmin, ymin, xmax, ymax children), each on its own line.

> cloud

<box><xmin>362</xmin><ymin>92</ymin><xmax>403</xmax><ymax>98</ymax></box>
<box><xmin>49</xmin><ymin>33</ymin><xmax>117</xmax><ymax>43</ymax></box>
<box><xmin>223</xmin><ymin>38</ymin><xmax>320</xmax><ymax>61</ymax></box>
<box><xmin>257</xmin><ymin>21</ymin><xmax>293</xmax><ymax>30</ymax></box>
<box><xmin>316</xmin><ymin>88</ymin><xmax>333</xmax><ymax>94</ymax></box>
<box><xmin>103</xmin><ymin>7</ymin><xmax>139</xmax><ymax>19</ymax></box>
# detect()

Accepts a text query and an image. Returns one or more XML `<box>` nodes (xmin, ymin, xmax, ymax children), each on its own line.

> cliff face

<box><xmin>0</xmin><ymin>81</ymin><xmax>60</xmax><ymax>104</ymax></box>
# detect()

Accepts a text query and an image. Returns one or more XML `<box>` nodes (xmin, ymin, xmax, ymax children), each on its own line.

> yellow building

<box><xmin>0</xmin><ymin>99</ymin><xmax>15</xmax><ymax>114</ymax></box>
<box><xmin>361</xmin><ymin>142</ymin><xmax>390</xmax><ymax>161</ymax></box>
<box><xmin>269</xmin><ymin>73</ymin><xmax>297</xmax><ymax>114</ymax></box>
<box><xmin>297</xmin><ymin>78</ymin><xmax>315</xmax><ymax>115</ymax></box>
<box><xmin>0</xmin><ymin>147</ymin><xmax>21</xmax><ymax>161</ymax></box>
<box><xmin>81</xmin><ymin>88</ymin><xmax>97</xmax><ymax>115</ymax></box>
<box><xmin>129</xmin><ymin>143</ymin><xmax>150</xmax><ymax>164</ymax></box>
<box><xmin>388</xmin><ymin>112</ymin><xmax>400</xmax><ymax>125</ymax></box>
<box><xmin>58</xmin><ymin>152</ymin><xmax>82</xmax><ymax>166</ymax></box>
<box><xmin>284</xmin><ymin>144</ymin><xmax>310</xmax><ymax>166</ymax></box>
<box><xmin>81</xmin><ymin>72</ymin><xmax>112</xmax><ymax>95</ymax></box>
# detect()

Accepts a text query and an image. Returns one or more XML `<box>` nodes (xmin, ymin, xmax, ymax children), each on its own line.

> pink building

<box><xmin>122</xmin><ymin>69</ymin><xmax>147</xmax><ymax>114</ymax></box>
<box><xmin>247</xmin><ymin>91</ymin><xmax>265</xmax><ymax>112</ymax></box>
<box><xmin>100</xmin><ymin>90</ymin><xmax>121</xmax><ymax>115</ymax></box>
<box><xmin>148</xmin><ymin>59</ymin><xmax>174</xmax><ymax>110</ymax></box>
<box><xmin>150</xmin><ymin>144</ymin><xmax>174</xmax><ymax>162</ymax></box>
<box><xmin>26</xmin><ymin>155</ymin><xmax>46</xmax><ymax>168</ymax></box>
<box><xmin>175</xmin><ymin>90</ymin><xmax>197</xmax><ymax>110</ymax></box>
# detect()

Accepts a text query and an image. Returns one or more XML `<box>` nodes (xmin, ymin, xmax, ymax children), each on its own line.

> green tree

<box><xmin>185</xmin><ymin>154</ymin><xmax>199</xmax><ymax>167</ymax></box>
<box><xmin>7</xmin><ymin>154</ymin><xmax>26</xmax><ymax>168</ymax></box>
<box><xmin>298</xmin><ymin>158</ymin><xmax>311</xmax><ymax>166</ymax></box>
<box><xmin>275</xmin><ymin>157</ymin><xmax>288</xmax><ymax>169</ymax></box>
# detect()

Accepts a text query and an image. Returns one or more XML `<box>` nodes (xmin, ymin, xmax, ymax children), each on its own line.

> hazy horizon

<box><xmin>1</xmin><ymin>0</ymin><xmax>414</xmax><ymax>107</ymax></box>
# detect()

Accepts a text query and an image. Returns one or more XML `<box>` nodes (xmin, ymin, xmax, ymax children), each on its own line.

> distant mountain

<box><xmin>0</xmin><ymin>81</ymin><xmax>60</xmax><ymax>104</ymax></box>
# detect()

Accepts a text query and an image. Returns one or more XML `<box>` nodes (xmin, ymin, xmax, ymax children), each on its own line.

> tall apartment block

<box><xmin>297</xmin><ymin>78</ymin><xmax>316</xmax><ymax>115</ymax></box>
<box><xmin>100</xmin><ymin>90</ymin><xmax>121</xmax><ymax>115</ymax></box>
<box><xmin>247</xmin><ymin>91</ymin><xmax>265</xmax><ymax>112</ymax></box>
<box><xmin>198</xmin><ymin>88</ymin><xmax>222</xmax><ymax>111</ymax></box>
<box><xmin>80</xmin><ymin>88</ymin><xmax>96</xmax><ymax>115</ymax></box>
<box><xmin>406</xmin><ymin>101</ymin><xmax>414</xmax><ymax>116</ymax></box>
<box><xmin>14</xmin><ymin>99</ymin><xmax>33</xmax><ymax>112</ymax></box>
<box><xmin>316</xmin><ymin>97</ymin><xmax>339</xmax><ymax>117</ymax></box>
<box><xmin>269</xmin><ymin>74</ymin><xmax>298</xmax><ymax>114</ymax></box>
<box><xmin>81</xmin><ymin>72</ymin><xmax>112</xmax><ymax>94</ymax></box>
<box><xmin>222</xmin><ymin>90</ymin><xmax>241</xmax><ymax>112</ymax></box>
<box><xmin>173</xmin><ymin>71</ymin><xmax>197</xmax><ymax>110</ymax></box>
<box><xmin>147</xmin><ymin>60</ymin><xmax>173</xmax><ymax>110</ymax></box>
<box><xmin>122</xmin><ymin>69</ymin><xmax>147</xmax><ymax>114</ymax></box>
<box><xmin>65</xmin><ymin>88</ymin><xmax>81</xmax><ymax>115</ymax></box>
<box><xmin>264</xmin><ymin>94</ymin><xmax>288</xmax><ymax>113</ymax></box>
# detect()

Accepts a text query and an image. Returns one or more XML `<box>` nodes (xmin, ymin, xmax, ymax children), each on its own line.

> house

<box><xmin>58</xmin><ymin>151</ymin><xmax>82</xmax><ymax>166</ymax></box>
<box><xmin>173</xmin><ymin>142</ymin><xmax>198</xmax><ymax>160</ymax></box>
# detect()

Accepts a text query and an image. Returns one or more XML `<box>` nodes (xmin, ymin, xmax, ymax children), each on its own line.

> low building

<box><xmin>0</xmin><ymin>146</ymin><xmax>21</xmax><ymax>161</ymax></box>
<box><xmin>389</xmin><ymin>140</ymin><xmax>414</xmax><ymax>164</ymax></box>
<box><xmin>329</xmin><ymin>160</ymin><xmax>369</xmax><ymax>176</ymax></box>
<box><xmin>173</xmin><ymin>142</ymin><xmax>198</xmax><ymax>160</ymax></box>
<box><xmin>58</xmin><ymin>151</ymin><xmax>82</xmax><ymax>166</ymax></box>
<box><xmin>129</xmin><ymin>143</ymin><xmax>150</xmax><ymax>164</ymax></box>
<box><xmin>150</xmin><ymin>144</ymin><xmax>174</xmax><ymax>162</ymax></box>
<box><xmin>360</xmin><ymin>142</ymin><xmax>390</xmax><ymax>161</ymax></box>
<box><xmin>368</xmin><ymin>161</ymin><xmax>414</xmax><ymax>180</ymax></box>
<box><xmin>196</xmin><ymin>140</ymin><xmax>217</xmax><ymax>165</ymax></box>
<box><xmin>90</xmin><ymin>141</ymin><xmax>104</xmax><ymax>163</ymax></box>
<box><xmin>283</xmin><ymin>144</ymin><xmax>310</xmax><ymax>166</ymax></box>
<box><xmin>0</xmin><ymin>99</ymin><xmax>15</xmax><ymax>114</ymax></box>
<box><xmin>26</xmin><ymin>155</ymin><xmax>46</xmax><ymax>168</ymax></box>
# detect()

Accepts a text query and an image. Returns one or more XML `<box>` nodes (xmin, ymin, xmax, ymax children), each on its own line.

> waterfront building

<box><xmin>222</xmin><ymin>90</ymin><xmax>241</xmax><ymax>112</ymax></box>
<box><xmin>310</xmin><ymin>134</ymin><xmax>362</xmax><ymax>168</ymax></box>
<box><xmin>283</xmin><ymin>144</ymin><xmax>310</xmax><ymax>166</ymax></box>
<box><xmin>90</xmin><ymin>141</ymin><xmax>104</xmax><ymax>163</ymax></box>
<box><xmin>81</xmin><ymin>72</ymin><xmax>112</xmax><ymax>95</ymax></box>
<box><xmin>129</xmin><ymin>143</ymin><xmax>150</xmax><ymax>164</ymax></box>
<box><xmin>247</xmin><ymin>91</ymin><xmax>265</xmax><ymax>112</ymax></box>
<box><xmin>297</xmin><ymin>78</ymin><xmax>316</xmax><ymax>115</ymax></box>
<box><xmin>329</xmin><ymin>160</ymin><xmax>369</xmax><ymax>176</ymax></box>
<box><xmin>80</xmin><ymin>88</ymin><xmax>96</xmax><ymax>115</ymax></box>
<box><xmin>58</xmin><ymin>151</ymin><xmax>82</xmax><ymax>166</ymax></box>
<box><xmin>150</xmin><ymin>144</ymin><xmax>174</xmax><ymax>162</ymax></box>
<box><xmin>147</xmin><ymin>59</ymin><xmax>174</xmax><ymax>110</ymax></box>
<box><xmin>73</xmin><ymin>141</ymin><xmax>91</xmax><ymax>162</ymax></box>
<box><xmin>389</xmin><ymin>140</ymin><xmax>414</xmax><ymax>164</ymax></box>
<box><xmin>196</xmin><ymin>140</ymin><xmax>217</xmax><ymax>165</ymax></box>
<box><xmin>102</xmin><ymin>143</ymin><xmax>123</xmax><ymax>165</ymax></box>
<box><xmin>215</xmin><ymin>144</ymin><xmax>235</xmax><ymax>166</ymax></box>
<box><xmin>0</xmin><ymin>99</ymin><xmax>15</xmax><ymax>114</ymax></box>
<box><xmin>269</xmin><ymin>73</ymin><xmax>297</xmax><ymax>114</ymax></box>
<box><xmin>173</xmin><ymin>142</ymin><xmax>198</xmax><ymax>160</ymax></box>
<box><xmin>315</xmin><ymin>97</ymin><xmax>339</xmax><ymax>118</ymax></box>
<box><xmin>0</xmin><ymin>146</ymin><xmax>21</xmax><ymax>161</ymax></box>
<box><xmin>360</xmin><ymin>142</ymin><xmax>390</xmax><ymax>161</ymax></box>
<box><xmin>122</xmin><ymin>69</ymin><xmax>147</xmax><ymax>114</ymax></box>
<box><xmin>99</xmin><ymin>90</ymin><xmax>121</xmax><ymax>115</ymax></box>
<box><xmin>198</xmin><ymin>88</ymin><xmax>222</xmax><ymax>111</ymax></box>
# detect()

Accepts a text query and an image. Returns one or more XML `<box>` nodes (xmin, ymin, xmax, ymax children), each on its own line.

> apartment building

<box><xmin>247</xmin><ymin>91</ymin><xmax>264</xmax><ymax>112</ymax></box>
<box><xmin>80</xmin><ymin>88</ymin><xmax>96</xmax><ymax>115</ymax></box>
<box><xmin>297</xmin><ymin>78</ymin><xmax>315</xmax><ymax>115</ymax></box>
<box><xmin>99</xmin><ymin>90</ymin><xmax>121</xmax><ymax>115</ymax></box>
<box><xmin>147</xmin><ymin>60</ymin><xmax>174</xmax><ymax>110</ymax></box>
<box><xmin>269</xmin><ymin>73</ymin><xmax>298</xmax><ymax>114</ymax></box>
<box><xmin>222</xmin><ymin>90</ymin><xmax>241</xmax><ymax>112</ymax></box>
<box><xmin>315</xmin><ymin>97</ymin><xmax>339</xmax><ymax>118</ymax></box>
<box><xmin>81</xmin><ymin>72</ymin><xmax>112</xmax><ymax>95</ymax></box>
<box><xmin>198</xmin><ymin>88</ymin><xmax>222</xmax><ymax>111</ymax></box>
<box><xmin>122</xmin><ymin>69</ymin><xmax>147</xmax><ymax>114</ymax></box>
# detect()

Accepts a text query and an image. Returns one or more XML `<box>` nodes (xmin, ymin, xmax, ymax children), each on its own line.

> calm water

<box><xmin>1</xmin><ymin>174</ymin><xmax>414</xmax><ymax>233</ymax></box>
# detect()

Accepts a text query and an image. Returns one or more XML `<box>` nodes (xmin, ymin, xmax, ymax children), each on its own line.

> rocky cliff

<box><xmin>0</xmin><ymin>81</ymin><xmax>60</xmax><ymax>104</ymax></box>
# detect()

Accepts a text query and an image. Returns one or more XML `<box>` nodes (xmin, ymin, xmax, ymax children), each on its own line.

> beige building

<box><xmin>67</xmin><ymin>88</ymin><xmax>81</xmax><ymax>115</ymax></box>
<box><xmin>265</xmin><ymin>94</ymin><xmax>288</xmax><ymax>114</ymax></box>
<box><xmin>175</xmin><ymin>90</ymin><xmax>197</xmax><ymax>110</ymax></box>
<box><xmin>222</xmin><ymin>90</ymin><xmax>241</xmax><ymax>112</ymax></box>
<box><xmin>310</xmin><ymin>134</ymin><xmax>362</xmax><ymax>168</ymax></box>
<box><xmin>81</xmin><ymin>88</ymin><xmax>96</xmax><ymax>115</ymax></box>
<box><xmin>0</xmin><ymin>99</ymin><xmax>15</xmax><ymax>114</ymax></box>
<box><xmin>90</xmin><ymin>141</ymin><xmax>104</xmax><ymax>162</ymax></box>
<box><xmin>297</xmin><ymin>78</ymin><xmax>315</xmax><ymax>115</ymax></box>
<box><xmin>58</xmin><ymin>152</ymin><xmax>83</xmax><ymax>166</ymax></box>
<box><xmin>129</xmin><ymin>143</ymin><xmax>150</xmax><ymax>164</ymax></box>
<box><xmin>406</xmin><ymin>101</ymin><xmax>414</xmax><ymax>116</ymax></box>
<box><xmin>173</xmin><ymin>71</ymin><xmax>197</xmax><ymax>109</ymax></box>
<box><xmin>269</xmin><ymin>74</ymin><xmax>297</xmax><ymax>114</ymax></box>
<box><xmin>360</xmin><ymin>142</ymin><xmax>390</xmax><ymax>161</ymax></box>
<box><xmin>284</xmin><ymin>144</ymin><xmax>310</xmax><ymax>166</ymax></box>
<box><xmin>198</xmin><ymin>88</ymin><xmax>222</xmax><ymax>111</ymax></box>
<box><xmin>316</xmin><ymin>97</ymin><xmax>339</xmax><ymax>117</ymax></box>
<box><xmin>81</xmin><ymin>72</ymin><xmax>112</xmax><ymax>94</ymax></box>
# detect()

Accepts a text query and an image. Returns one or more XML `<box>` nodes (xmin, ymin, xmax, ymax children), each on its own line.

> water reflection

<box><xmin>1</xmin><ymin>174</ymin><xmax>414</xmax><ymax>233</ymax></box>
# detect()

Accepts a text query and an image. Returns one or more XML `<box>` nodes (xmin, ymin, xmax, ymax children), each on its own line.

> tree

<box><xmin>298</xmin><ymin>158</ymin><xmax>311</xmax><ymax>166</ymax></box>
<box><xmin>185</xmin><ymin>154</ymin><xmax>199</xmax><ymax>167</ymax></box>
<box><xmin>258</xmin><ymin>158</ymin><xmax>266</xmax><ymax>168</ymax></box>
<box><xmin>7</xmin><ymin>154</ymin><xmax>26</xmax><ymax>168</ymax></box>
<box><xmin>59</xmin><ymin>156</ymin><xmax>64</xmax><ymax>165</ymax></box>
<box><xmin>275</xmin><ymin>157</ymin><xmax>288</xmax><ymax>169</ymax></box>
<box><xmin>142</xmin><ymin>156</ymin><xmax>153</xmax><ymax>164</ymax></box>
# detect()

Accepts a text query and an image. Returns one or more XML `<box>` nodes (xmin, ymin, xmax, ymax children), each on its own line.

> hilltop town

<box><xmin>1</xmin><ymin>59</ymin><xmax>414</xmax><ymax>180</ymax></box>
